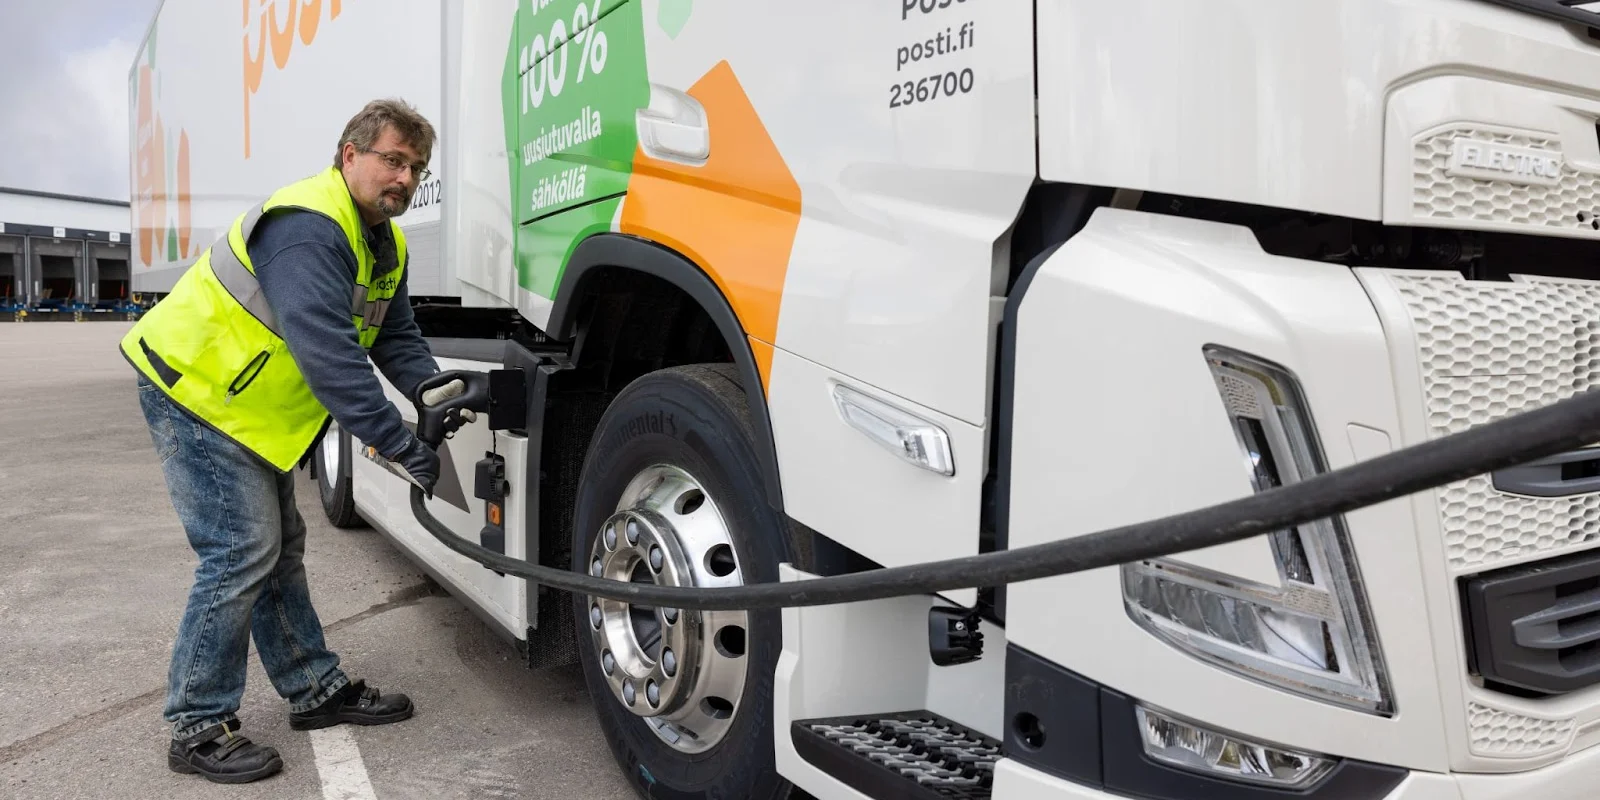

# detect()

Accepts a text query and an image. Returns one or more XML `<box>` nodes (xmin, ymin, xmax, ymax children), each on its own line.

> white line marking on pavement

<box><xmin>309</xmin><ymin>726</ymin><xmax>379</xmax><ymax>800</ymax></box>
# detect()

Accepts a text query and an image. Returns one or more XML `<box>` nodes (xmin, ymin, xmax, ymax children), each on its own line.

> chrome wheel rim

<box><xmin>586</xmin><ymin>464</ymin><xmax>748</xmax><ymax>754</ymax></box>
<box><xmin>321</xmin><ymin>422</ymin><xmax>341</xmax><ymax>481</ymax></box>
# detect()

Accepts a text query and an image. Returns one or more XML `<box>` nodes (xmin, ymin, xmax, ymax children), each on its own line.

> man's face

<box><xmin>341</xmin><ymin>126</ymin><xmax>428</xmax><ymax>224</ymax></box>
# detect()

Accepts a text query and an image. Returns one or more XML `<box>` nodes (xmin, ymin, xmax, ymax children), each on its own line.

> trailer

<box><xmin>132</xmin><ymin>1</ymin><xmax>1600</xmax><ymax>797</ymax></box>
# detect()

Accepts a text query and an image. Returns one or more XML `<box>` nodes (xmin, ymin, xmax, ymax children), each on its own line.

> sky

<box><xmin>0</xmin><ymin>0</ymin><xmax>164</xmax><ymax>201</ymax></box>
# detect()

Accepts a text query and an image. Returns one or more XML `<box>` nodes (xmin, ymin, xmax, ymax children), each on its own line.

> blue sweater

<box><xmin>249</xmin><ymin>209</ymin><xmax>438</xmax><ymax>460</ymax></box>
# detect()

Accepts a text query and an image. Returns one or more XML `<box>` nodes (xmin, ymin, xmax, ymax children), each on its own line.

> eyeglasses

<box><xmin>361</xmin><ymin>148</ymin><xmax>432</xmax><ymax>181</ymax></box>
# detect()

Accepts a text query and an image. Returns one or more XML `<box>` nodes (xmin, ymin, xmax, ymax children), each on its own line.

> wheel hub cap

<box><xmin>586</xmin><ymin>465</ymin><xmax>748</xmax><ymax>753</ymax></box>
<box><xmin>321</xmin><ymin>423</ymin><xmax>341</xmax><ymax>474</ymax></box>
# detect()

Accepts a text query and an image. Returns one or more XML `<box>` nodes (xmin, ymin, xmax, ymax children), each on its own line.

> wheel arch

<box><xmin>545</xmin><ymin>232</ymin><xmax>784</xmax><ymax>512</ymax></box>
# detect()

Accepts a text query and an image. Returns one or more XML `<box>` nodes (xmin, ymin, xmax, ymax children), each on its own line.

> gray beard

<box><xmin>376</xmin><ymin>191</ymin><xmax>408</xmax><ymax>218</ymax></box>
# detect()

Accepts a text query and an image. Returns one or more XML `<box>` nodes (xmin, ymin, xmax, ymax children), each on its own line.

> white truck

<box><xmin>130</xmin><ymin>0</ymin><xmax>1600</xmax><ymax>797</ymax></box>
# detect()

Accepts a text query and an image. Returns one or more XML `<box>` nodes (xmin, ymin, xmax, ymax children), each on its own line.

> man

<box><xmin>122</xmin><ymin>98</ymin><xmax>450</xmax><ymax>784</ymax></box>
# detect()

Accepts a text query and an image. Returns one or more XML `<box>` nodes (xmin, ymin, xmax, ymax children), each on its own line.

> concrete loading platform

<box><xmin>0</xmin><ymin>222</ymin><xmax>142</xmax><ymax>322</ymax></box>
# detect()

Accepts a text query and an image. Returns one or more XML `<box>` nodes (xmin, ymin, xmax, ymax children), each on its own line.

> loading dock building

<box><xmin>0</xmin><ymin>186</ymin><xmax>135</xmax><ymax>317</ymax></box>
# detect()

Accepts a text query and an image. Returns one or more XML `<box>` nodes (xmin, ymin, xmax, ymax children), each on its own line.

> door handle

<box><xmin>636</xmin><ymin>84</ymin><xmax>709</xmax><ymax>166</ymax></box>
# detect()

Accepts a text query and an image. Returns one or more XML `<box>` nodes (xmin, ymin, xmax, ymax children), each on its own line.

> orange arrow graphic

<box><xmin>620</xmin><ymin>59</ymin><xmax>803</xmax><ymax>391</ymax></box>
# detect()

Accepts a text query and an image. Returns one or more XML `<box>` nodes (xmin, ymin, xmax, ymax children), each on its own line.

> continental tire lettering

<box><xmin>603</xmin><ymin>411</ymin><xmax>678</xmax><ymax>455</ymax></box>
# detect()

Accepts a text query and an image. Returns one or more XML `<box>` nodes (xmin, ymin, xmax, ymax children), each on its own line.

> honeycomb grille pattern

<box><xmin>1387</xmin><ymin>272</ymin><xmax>1600</xmax><ymax>571</ymax></box>
<box><xmin>1466</xmin><ymin>702</ymin><xmax>1575</xmax><ymax>758</ymax></box>
<box><xmin>1411</xmin><ymin>128</ymin><xmax>1600</xmax><ymax>234</ymax></box>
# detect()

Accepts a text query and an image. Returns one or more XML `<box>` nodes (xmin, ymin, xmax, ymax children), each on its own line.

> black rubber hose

<box><xmin>411</xmin><ymin>386</ymin><xmax>1600</xmax><ymax>610</ymax></box>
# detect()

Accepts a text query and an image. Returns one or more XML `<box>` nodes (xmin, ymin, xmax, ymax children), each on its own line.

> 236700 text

<box><xmin>889</xmin><ymin>68</ymin><xmax>974</xmax><ymax>108</ymax></box>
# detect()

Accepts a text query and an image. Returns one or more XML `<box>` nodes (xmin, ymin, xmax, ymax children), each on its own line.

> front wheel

<box><xmin>570</xmin><ymin>363</ymin><xmax>794</xmax><ymax>799</ymax></box>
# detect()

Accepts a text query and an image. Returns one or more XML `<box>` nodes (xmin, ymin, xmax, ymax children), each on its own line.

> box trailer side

<box><xmin>128</xmin><ymin>0</ymin><xmax>448</xmax><ymax>296</ymax></box>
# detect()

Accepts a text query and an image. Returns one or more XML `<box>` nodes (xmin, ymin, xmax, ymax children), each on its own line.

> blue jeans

<box><xmin>137</xmin><ymin>375</ymin><xmax>350</xmax><ymax>741</ymax></box>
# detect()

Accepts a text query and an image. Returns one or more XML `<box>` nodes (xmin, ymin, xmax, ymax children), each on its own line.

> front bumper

<box><xmin>994</xmin><ymin>735</ymin><xmax>1600</xmax><ymax>800</ymax></box>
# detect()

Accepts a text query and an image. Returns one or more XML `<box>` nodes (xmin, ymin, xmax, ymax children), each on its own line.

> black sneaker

<box><xmin>167</xmin><ymin>721</ymin><xmax>283</xmax><ymax>784</ymax></box>
<box><xmin>289</xmin><ymin>679</ymin><xmax>414</xmax><ymax>731</ymax></box>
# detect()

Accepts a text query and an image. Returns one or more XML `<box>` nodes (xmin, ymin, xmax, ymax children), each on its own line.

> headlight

<box><xmin>1121</xmin><ymin>346</ymin><xmax>1393</xmax><ymax>716</ymax></box>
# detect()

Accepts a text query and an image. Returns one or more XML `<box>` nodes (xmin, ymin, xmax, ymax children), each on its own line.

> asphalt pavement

<box><xmin>0</xmin><ymin>320</ymin><xmax>633</xmax><ymax>799</ymax></box>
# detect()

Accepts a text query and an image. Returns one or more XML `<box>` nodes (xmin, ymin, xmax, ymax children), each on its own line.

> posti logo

<box><xmin>135</xmin><ymin>60</ymin><xmax>192</xmax><ymax>269</ymax></box>
<box><xmin>134</xmin><ymin>24</ymin><xmax>196</xmax><ymax>269</ymax></box>
<box><xmin>243</xmin><ymin>0</ymin><xmax>345</xmax><ymax>158</ymax></box>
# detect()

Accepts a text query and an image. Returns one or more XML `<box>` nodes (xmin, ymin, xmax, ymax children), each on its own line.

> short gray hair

<box><xmin>333</xmin><ymin>98</ymin><xmax>437</xmax><ymax>169</ymax></box>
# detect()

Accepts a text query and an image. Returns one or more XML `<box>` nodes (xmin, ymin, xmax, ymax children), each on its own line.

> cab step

<box><xmin>791</xmin><ymin>711</ymin><xmax>1001</xmax><ymax>800</ymax></box>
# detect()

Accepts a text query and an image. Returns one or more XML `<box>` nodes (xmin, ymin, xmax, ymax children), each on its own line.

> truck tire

<box><xmin>570</xmin><ymin>363</ymin><xmax>794</xmax><ymax>800</ymax></box>
<box><xmin>315</xmin><ymin>422</ymin><xmax>363</xmax><ymax>529</ymax></box>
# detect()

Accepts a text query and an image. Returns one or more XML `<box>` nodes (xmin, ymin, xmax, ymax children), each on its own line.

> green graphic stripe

<box><xmin>503</xmin><ymin>0</ymin><xmax>650</xmax><ymax>299</ymax></box>
<box><xmin>517</xmin><ymin>196</ymin><xmax>623</xmax><ymax>299</ymax></box>
<box><xmin>517</xmin><ymin>0</ymin><xmax>630</xmax><ymax>70</ymax></box>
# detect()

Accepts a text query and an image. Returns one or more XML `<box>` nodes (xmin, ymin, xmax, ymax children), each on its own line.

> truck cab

<box><xmin>133</xmin><ymin>0</ymin><xmax>1600</xmax><ymax>797</ymax></box>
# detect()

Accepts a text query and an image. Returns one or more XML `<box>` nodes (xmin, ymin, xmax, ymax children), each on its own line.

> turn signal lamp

<box><xmin>1136</xmin><ymin>704</ymin><xmax>1336</xmax><ymax>788</ymax></box>
<box><xmin>832</xmin><ymin>383</ymin><xmax>955</xmax><ymax>476</ymax></box>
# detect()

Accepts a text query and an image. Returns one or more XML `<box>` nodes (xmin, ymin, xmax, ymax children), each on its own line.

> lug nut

<box><xmin>627</xmin><ymin>520</ymin><xmax>640</xmax><ymax>545</ymax></box>
<box><xmin>647</xmin><ymin>680</ymin><xmax>660</xmax><ymax>706</ymax></box>
<box><xmin>649</xmin><ymin>546</ymin><xmax>664</xmax><ymax>572</ymax></box>
<box><xmin>590</xmin><ymin>604</ymin><xmax>602</xmax><ymax>629</ymax></box>
<box><xmin>591</xmin><ymin>557</ymin><xmax>602</xmax><ymax>576</ymax></box>
<box><xmin>663</xmin><ymin>608</ymin><xmax>678</xmax><ymax>624</ymax></box>
<box><xmin>623</xmin><ymin>680</ymin><xmax>636</xmax><ymax>705</ymax></box>
<box><xmin>662</xmin><ymin>648</ymin><xmax>677</xmax><ymax>676</ymax></box>
<box><xmin>604</xmin><ymin>524</ymin><xmax>617</xmax><ymax>549</ymax></box>
<box><xmin>602</xmin><ymin>651</ymin><xmax>615</xmax><ymax>674</ymax></box>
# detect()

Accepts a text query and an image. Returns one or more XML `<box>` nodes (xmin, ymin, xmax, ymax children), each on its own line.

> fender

<box><xmin>546</xmin><ymin>232</ymin><xmax>785</xmax><ymax>511</ymax></box>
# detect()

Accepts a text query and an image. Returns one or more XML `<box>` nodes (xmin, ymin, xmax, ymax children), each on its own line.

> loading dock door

<box><xmin>0</xmin><ymin>235</ymin><xmax>19</xmax><ymax>303</ymax></box>
<box><xmin>31</xmin><ymin>238</ymin><xmax>82</xmax><ymax>307</ymax></box>
<box><xmin>89</xmin><ymin>241</ymin><xmax>130</xmax><ymax>306</ymax></box>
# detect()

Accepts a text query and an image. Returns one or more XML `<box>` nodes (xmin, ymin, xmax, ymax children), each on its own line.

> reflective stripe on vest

<box><xmin>208</xmin><ymin>200</ymin><xmax>397</xmax><ymax>339</ymax></box>
<box><xmin>208</xmin><ymin>203</ymin><xmax>281</xmax><ymax>336</ymax></box>
<box><xmin>352</xmin><ymin>289</ymin><xmax>393</xmax><ymax>329</ymax></box>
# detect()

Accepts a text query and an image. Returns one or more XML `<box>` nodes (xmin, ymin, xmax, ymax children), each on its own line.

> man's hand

<box><xmin>392</xmin><ymin>435</ymin><xmax>440</xmax><ymax>497</ymax></box>
<box><xmin>411</xmin><ymin>370</ymin><xmax>490</xmax><ymax>446</ymax></box>
<box><xmin>419</xmin><ymin>378</ymin><xmax>476</xmax><ymax>424</ymax></box>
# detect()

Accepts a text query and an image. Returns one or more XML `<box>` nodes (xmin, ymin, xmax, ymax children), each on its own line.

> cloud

<box><xmin>0</xmin><ymin>2</ymin><xmax>157</xmax><ymax>201</ymax></box>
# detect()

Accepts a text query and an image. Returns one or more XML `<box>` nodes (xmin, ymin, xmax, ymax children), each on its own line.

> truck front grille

<box><xmin>1360</xmin><ymin>266</ymin><xmax>1600</xmax><ymax>769</ymax></box>
<box><xmin>1384</xmin><ymin>271</ymin><xmax>1600</xmax><ymax>572</ymax></box>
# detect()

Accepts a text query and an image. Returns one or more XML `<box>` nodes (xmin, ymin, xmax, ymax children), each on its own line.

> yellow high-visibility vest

<box><xmin>121</xmin><ymin>166</ymin><xmax>409</xmax><ymax>472</ymax></box>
